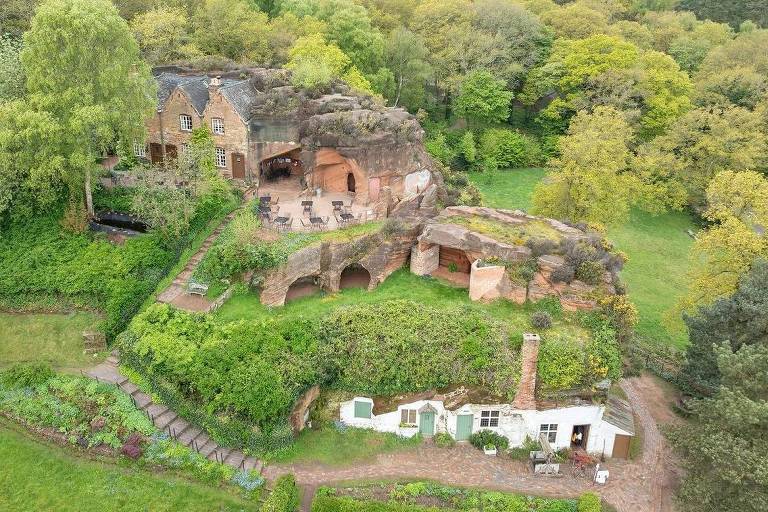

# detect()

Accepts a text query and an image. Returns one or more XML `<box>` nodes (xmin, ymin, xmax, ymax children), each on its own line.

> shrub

<box><xmin>469</xmin><ymin>430</ymin><xmax>509</xmax><ymax>451</ymax></box>
<box><xmin>537</xmin><ymin>339</ymin><xmax>585</xmax><ymax>391</ymax></box>
<box><xmin>433</xmin><ymin>432</ymin><xmax>455</xmax><ymax>448</ymax></box>
<box><xmin>507</xmin><ymin>435</ymin><xmax>542</xmax><ymax>460</ymax></box>
<box><xmin>262</xmin><ymin>474</ymin><xmax>300</xmax><ymax>512</ymax></box>
<box><xmin>551</xmin><ymin>264</ymin><xmax>575</xmax><ymax>283</ymax></box>
<box><xmin>531</xmin><ymin>311</ymin><xmax>553</xmax><ymax>330</ymax></box>
<box><xmin>526</xmin><ymin>237</ymin><xmax>558</xmax><ymax>257</ymax></box>
<box><xmin>576</xmin><ymin>260</ymin><xmax>605</xmax><ymax>285</ymax></box>
<box><xmin>584</xmin><ymin>325</ymin><xmax>622</xmax><ymax>382</ymax></box>
<box><xmin>578</xmin><ymin>492</ymin><xmax>601</xmax><ymax>512</ymax></box>
<box><xmin>0</xmin><ymin>363</ymin><xmax>55</xmax><ymax>388</ymax></box>
<box><xmin>479</xmin><ymin>129</ymin><xmax>541</xmax><ymax>168</ymax></box>
<box><xmin>535</xmin><ymin>296</ymin><xmax>564</xmax><ymax>317</ymax></box>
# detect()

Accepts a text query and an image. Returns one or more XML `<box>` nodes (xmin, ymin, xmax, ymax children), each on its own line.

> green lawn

<box><xmin>0</xmin><ymin>424</ymin><xmax>258</xmax><ymax>512</ymax></box>
<box><xmin>0</xmin><ymin>312</ymin><xmax>104</xmax><ymax>369</ymax></box>
<box><xmin>468</xmin><ymin>168</ymin><xmax>546</xmax><ymax>212</ymax></box>
<box><xmin>468</xmin><ymin>168</ymin><xmax>695</xmax><ymax>349</ymax></box>
<box><xmin>266</xmin><ymin>427</ymin><xmax>422</xmax><ymax>466</ymax></box>
<box><xmin>215</xmin><ymin>269</ymin><xmax>589</xmax><ymax>342</ymax></box>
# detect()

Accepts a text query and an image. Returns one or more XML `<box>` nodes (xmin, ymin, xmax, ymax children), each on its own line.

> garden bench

<box><xmin>188</xmin><ymin>281</ymin><xmax>208</xmax><ymax>296</ymax></box>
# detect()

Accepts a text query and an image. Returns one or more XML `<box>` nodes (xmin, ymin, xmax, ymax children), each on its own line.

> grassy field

<box><xmin>215</xmin><ymin>269</ymin><xmax>590</xmax><ymax>342</ymax></box>
<box><xmin>468</xmin><ymin>168</ymin><xmax>695</xmax><ymax>349</ymax></box>
<box><xmin>0</xmin><ymin>423</ymin><xmax>258</xmax><ymax>512</ymax></box>
<box><xmin>0</xmin><ymin>312</ymin><xmax>103</xmax><ymax>369</ymax></box>
<box><xmin>267</xmin><ymin>427</ymin><xmax>422</xmax><ymax>465</ymax></box>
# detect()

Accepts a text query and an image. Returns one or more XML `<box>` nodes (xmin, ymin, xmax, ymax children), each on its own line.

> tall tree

<box><xmin>131</xmin><ymin>7</ymin><xmax>192</xmax><ymax>65</ymax></box>
<box><xmin>681</xmin><ymin>258</ymin><xmax>768</xmax><ymax>396</ymax></box>
<box><xmin>679</xmin><ymin>0</ymin><xmax>768</xmax><ymax>29</ymax></box>
<box><xmin>0</xmin><ymin>35</ymin><xmax>24</xmax><ymax>102</ymax></box>
<box><xmin>0</xmin><ymin>0</ymin><xmax>39</xmax><ymax>38</ymax></box>
<box><xmin>192</xmin><ymin>0</ymin><xmax>271</xmax><ymax>63</ymax></box>
<box><xmin>532</xmin><ymin>106</ymin><xmax>640</xmax><ymax>226</ymax></box>
<box><xmin>453</xmin><ymin>70</ymin><xmax>513</xmax><ymax>126</ymax></box>
<box><xmin>21</xmin><ymin>0</ymin><xmax>155</xmax><ymax>222</ymax></box>
<box><xmin>384</xmin><ymin>27</ymin><xmax>431</xmax><ymax>108</ymax></box>
<box><xmin>668</xmin><ymin>342</ymin><xmax>768</xmax><ymax>512</ymax></box>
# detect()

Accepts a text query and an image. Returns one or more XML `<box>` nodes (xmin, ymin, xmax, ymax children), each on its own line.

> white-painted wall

<box><xmin>340</xmin><ymin>397</ymin><xmax>633</xmax><ymax>459</ymax></box>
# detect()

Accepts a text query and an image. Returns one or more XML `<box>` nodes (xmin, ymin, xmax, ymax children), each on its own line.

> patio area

<box><xmin>256</xmin><ymin>177</ymin><xmax>380</xmax><ymax>232</ymax></box>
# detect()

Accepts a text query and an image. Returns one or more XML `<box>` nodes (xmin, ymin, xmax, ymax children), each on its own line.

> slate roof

<box><xmin>155</xmin><ymin>73</ymin><xmax>259</xmax><ymax>120</ymax></box>
<box><xmin>603</xmin><ymin>396</ymin><xmax>635</xmax><ymax>435</ymax></box>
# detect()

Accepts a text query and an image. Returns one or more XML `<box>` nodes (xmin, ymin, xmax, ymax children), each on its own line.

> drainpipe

<box><xmin>157</xmin><ymin>108</ymin><xmax>166</xmax><ymax>166</ymax></box>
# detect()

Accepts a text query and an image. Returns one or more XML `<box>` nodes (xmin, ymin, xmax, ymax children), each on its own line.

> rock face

<box><xmin>258</xmin><ymin>220</ymin><xmax>423</xmax><ymax>307</ymax></box>
<box><xmin>411</xmin><ymin>206</ymin><xmax>621</xmax><ymax>311</ymax></box>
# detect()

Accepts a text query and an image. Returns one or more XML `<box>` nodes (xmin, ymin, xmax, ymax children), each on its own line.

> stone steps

<box><xmin>86</xmin><ymin>356</ymin><xmax>261</xmax><ymax>474</ymax></box>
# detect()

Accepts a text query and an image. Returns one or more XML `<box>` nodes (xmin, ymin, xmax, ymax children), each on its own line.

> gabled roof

<box><xmin>220</xmin><ymin>80</ymin><xmax>260</xmax><ymax>123</ymax></box>
<box><xmin>155</xmin><ymin>73</ymin><xmax>259</xmax><ymax>120</ymax></box>
<box><xmin>178</xmin><ymin>77</ymin><xmax>210</xmax><ymax>115</ymax></box>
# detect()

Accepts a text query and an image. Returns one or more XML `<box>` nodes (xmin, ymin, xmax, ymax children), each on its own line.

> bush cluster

<box><xmin>0</xmin><ymin>365</ymin><xmax>154</xmax><ymax>449</ymax></box>
<box><xmin>530</xmin><ymin>311</ymin><xmax>553</xmax><ymax>330</ymax></box>
<box><xmin>578</xmin><ymin>492</ymin><xmax>602</xmax><ymax>512</ymax></box>
<box><xmin>262</xmin><ymin>474</ymin><xmax>300</xmax><ymax>512</ymax></box>
<box><xmin>0</xmin><ymin>190</ymin><xmax>237</xmax><ymax>339</ymax></box>
<box><xmin>469</xmin><ymin>430</ymin><xmax>509</xmax><ymax>451</ymax></box>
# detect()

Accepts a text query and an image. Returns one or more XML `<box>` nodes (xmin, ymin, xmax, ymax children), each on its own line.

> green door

<box><xmin>419</xmin><ymin>411</ymin><xmax>435</xmax><ymax>436</ymax></box>
<box><xmin>456</xmin><ymin>414</ymin><xmax>473</xmax><ymax>441</ymax></box>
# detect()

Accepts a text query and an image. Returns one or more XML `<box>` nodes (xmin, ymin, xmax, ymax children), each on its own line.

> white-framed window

<box><xmin>180</xmin><ymin>114</ymin><xmax>193</xmax><ymax>131</ymax></box>
<box><xmin>133</xmin><ymin>142</ymin><xmax>146</xmax><ymax>158</ymax></box>
<box><xmin>540</xmin><ymin>423</ymin><xmax>558</xmax><ymax>444</ymax></box>
<box><xmin>212</xmin><ymin>117</ymin><xmax>225</xmax><ymax>135</ymax></box>
<box><xmin>400</xmin><ymin>409</ymin><xmax>417</xmax><ymax>425</ymax></box>
<box><xmin>180</xmin><ymin>143</ymin><xmax>189</xmax><ymax>153</ymax></box>
<box><xmin>480</xmin><ymin>410</ymin><xmax>500</xmax><ymax>428</ymax></box>
<box><xmin>215</xmin><ymin>147</ymin><xmax>226</xmax><ymax>168</ymax></box>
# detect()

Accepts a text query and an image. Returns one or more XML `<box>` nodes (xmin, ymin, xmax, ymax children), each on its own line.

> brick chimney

<box><xmin>512</xmin><ymin>333</ymin><xmax>540</xmax><ymax>410</ymax></box>
<box><xmin>208</xmin><ymin>75</ymin><xmax>221</xmax><ymax>91</ymax></box>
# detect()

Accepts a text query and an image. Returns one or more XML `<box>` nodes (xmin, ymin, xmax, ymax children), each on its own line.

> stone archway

<box><xmin>339</xmin><ymin>264</ymin><xmax>371</xmax><ymax>290</ymax></box>
<box><xmin>285</xmin><ymin>276</ymin><xmax>322</xmax><ymax>303</ymax></box>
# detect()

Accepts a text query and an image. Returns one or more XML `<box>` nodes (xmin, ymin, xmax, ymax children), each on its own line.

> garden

<box><xmin>311</xmin><ymin>483</ymin><xmax>603</xmax><ymax>512</ymax></box>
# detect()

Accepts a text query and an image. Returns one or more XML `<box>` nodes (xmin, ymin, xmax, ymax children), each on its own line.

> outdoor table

<box><xmin>309</xmin><ymin>216</ymin><xmax>327</xmax><ymax>230</ymax></box>
<box><xmin>273</xmin><ymin>216</ymin><xmax>290</xmax><ymax>232</ymax></box>
<box><xmin>331</xmin><ymin>200</ymin><xmax>344</xmax><ymax>212</ymax></box>
<box><xmin>339</xmin><ymin>212</ymin><xmax>354</xmax><ymax>225</ymax></box>
<box><xmin>301</xmin><ymin>200</ymin><xmax>313</xmax><ymax>215</ymax></box>
<box><xmin>259</xmin><ymin>196</ymin><xmax>271</xmax><ymax>204</ymax></box>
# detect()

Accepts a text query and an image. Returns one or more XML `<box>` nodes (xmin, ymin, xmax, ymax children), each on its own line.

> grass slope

<box><xmin>0</xmin><ymin>424</ymin><xmax>257</xmax><ymax>512</ymax></box>
<box><xmin>215</xmin><ymin>270</ymin><xmax>589</xmax><ymax>342</ymax></box>
<box><xmin>0</xmin><ymin>312</ymin><xmax>102</xmax><ymax>369</ymax></box>
<box><xmin>468</xmin><ymin>168</ymin><xmax>695</xmax><ymax>348</ymax></box>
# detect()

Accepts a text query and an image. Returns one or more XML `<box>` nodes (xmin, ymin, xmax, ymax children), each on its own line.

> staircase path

<box><xmin>86</xmin><ymin>352</ymin><xmax>261</xmax><ymax>473</ymax></box>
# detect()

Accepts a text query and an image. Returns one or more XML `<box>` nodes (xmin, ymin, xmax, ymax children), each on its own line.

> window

<box><xmin>353</xmin><ymin>400</ymin><xmax>371</xmax><ymax>419</ymax></box>
<box><xmin>540</xmin><ymin>423</ymin><xmax>558</xmax><ymax>444</ymax></box>
<box><xmin>400</xmin><ymin>409</ymin><xmax>417</xmax><ymax>425</ymax></box>
<box><xmin>215</xmin><ymin>147</ymin><xmax>226</xmax><ymax>168</ymax></box>
<box><xmin>180</xmin><ymin>114</ymin><xmax>193</xmax><ymax>131</ymax></box>
<box><xmin>212</xmin><ymin>118</ymin><xmax>225</xmax><ymax>135</ymax></box>
<box><xmin>480</xmin><ymin>410</ymin><xmax>500</xmax><ymax>428</ymax></box>
<box><xmin>180</xmin><ymin>143</ymin><xmax>189</xmax><ymax>153</ymax></box>
<box><xmin>133</xmin><ymin>142</ymin><xmax>146</xmax><ymax>158</ymax></box>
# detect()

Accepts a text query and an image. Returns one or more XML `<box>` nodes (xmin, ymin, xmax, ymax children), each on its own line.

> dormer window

<box><xmin>212</xmin><ymin>118</ymin><xmax>224</xmax><ymax>135</ymax></box>
<box><xmin>180</xmin><ymin>114</ymin><xmax>193</xmax><ymax>131</ymax></box>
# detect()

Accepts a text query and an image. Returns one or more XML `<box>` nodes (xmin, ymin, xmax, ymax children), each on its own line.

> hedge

<box><xmin>577</xmin><ymin>492</ymin><xmax>601</xmax><ymax>512</ymax></box>
<box><xmin>311</xmin><ymin>496</ymin><xmax>444</xmax><ymax>512</ymax></box>
<box><xmin>262</xmin><ymin>474</ymin><xmax>300</xmax><ymax>512</ymax></box>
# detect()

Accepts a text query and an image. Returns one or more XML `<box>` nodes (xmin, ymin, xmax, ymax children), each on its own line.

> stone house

<box><xmin>339</xmin><ymin>334</ymin><xmax>635</xmax><ymax>459</ymax></box>
<box><xmin>140</xmin><ymin>72</ymin><xmax>298</xmax><ymax>182</ymax></box>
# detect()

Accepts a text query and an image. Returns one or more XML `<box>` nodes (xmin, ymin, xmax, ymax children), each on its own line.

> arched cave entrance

<box><xmin>339</xmin><ymin>264</ymin><xmax>371</xmax><ymax>290</ymax></box>
<box><xmin>260</xmin><ymin>148</ymin><xmax>303</xmax><ymax>183</ymax></box>
<box><xmin>347</xmin><ymin>172</ymin><xmax>356</xmax><ymax>193</ymax></box>
<box><xmin>285</xmin><ymin>276</ymin><xmax>322</xmax><ymax>303</ymax></box>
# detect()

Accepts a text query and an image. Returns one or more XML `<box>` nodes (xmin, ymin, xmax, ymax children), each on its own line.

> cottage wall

<box><xmin>340</xmin><ymin>398</ymin><xmax>630</xmax><ymax>459</ymax></box>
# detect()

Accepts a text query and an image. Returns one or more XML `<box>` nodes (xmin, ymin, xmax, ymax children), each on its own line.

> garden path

<box><xmin>85</xmin><ymin>353</ymin><xmax>261</xmax><ymax>473</ymax></box>
<box><xmin>264</xmin><ymin>374</ymin><xmax>680</xmax><ymax>512</ymax></box>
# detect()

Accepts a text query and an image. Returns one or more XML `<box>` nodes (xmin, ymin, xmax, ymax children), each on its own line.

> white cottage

<box><xmin>339</xmin><ymin>334</ymin><xmax>635</xmax><ymax>459</ymax></box>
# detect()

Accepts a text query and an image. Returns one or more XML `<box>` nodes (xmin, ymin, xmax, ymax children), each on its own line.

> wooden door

<box><xmin>232</xmin><ymin>152</ymin><xmax>246</xmax><ymax>179</ymax></box>
<box><xmin>456</xmin><ymin>414</ymin><xmax>473</xmax><ymax>441</ymax></box>
<box><xmin>612</xmin><ymin>434</ymin><xmax>631</xmax><ymax>459</ymax></box>
<box><xmin>149</xmin><ymin>143</ymin><xmax>163</xmax><ymax>165</ymax></box>
<box><xmin>347</xmin><ymin>172</ymin><xmax>356</xmax><ymax>192</ymax></box>
<box><xmin>419</xmin><ymin>412</ymin><xmax>435</xmax><ymax>436</ymax></box>
<box><xmin>165</xmin><ymin>144</ymin><xmax>177</xmax><ymax>161</ymax></box>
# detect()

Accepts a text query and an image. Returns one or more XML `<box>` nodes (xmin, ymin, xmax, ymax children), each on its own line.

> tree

<box><xmin>646</xmin><ymin>106</ymin><xmax>767</xmax><ymax>206</ymax></box>
<box><xmin>130</xmin><ymin>7</ymin><xmax>192</xmax><ymax>65</ymax></box>
<box><xmin>20</xmin><ymin>0</ymin><xmax>155</xmax><ymax>223</ymax></box>
<box><xmin>453</xmin><ymin>70</ymin><xmax>513</xmax><ymax>126</ymax></box>
<box><xmin>0</xmin><ymin>0</ymin><xmax>39</xmax><ymax>38</ymax></box>
<box><xmin>668</xmin><ymin>342</ymin><xmax>768</xmax><ymax>512</ymax></box>
<box><xmin>192</xmin><ymin>0</ymin><xmax>271</xmax><ymax>63</ymax></box>
<box><xmin>539</xmin><ymin>3</ymin><xmax>609</xmax><ymax>40</ymax></box>
<box><xmin>266</xmin><ymin>11</ymin><xmax>327</xmax><ymax>66</ymax></box>
<box><xmin>0</xmin><ymin>35</ymin><xmax>24</xmax><ymax>102</ymax></box>
<box><xmin>532</xmin><ymin>107</ymin><xmax>640</xmax><ymax>226</ymax></box>
<box><xmin>694</xmin><ymin>67</ymin><xmax>768</xmax><ymax>109</ymax></box>
<box><xmin>681</xmin><ymin>259</ymin><xmax>768</xmax><ymax>396</ymax></box>
<box><xmin>679</xmin><ymin>0</ymin><xmax>768</xmax><ymax>29</ymax></box>
<box><xmin>385</xmin><ymin>27</ymin><xmax>431</xmax><ymax>108</ymax></box>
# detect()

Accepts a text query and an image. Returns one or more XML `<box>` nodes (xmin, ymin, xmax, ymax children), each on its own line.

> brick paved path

<box><xmin>264</xmin><ymin>376</ymin><xmax>677</xmax><ymax>512</ymax></box>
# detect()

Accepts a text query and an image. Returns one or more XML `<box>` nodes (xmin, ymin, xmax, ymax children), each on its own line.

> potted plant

<box><xmin>483</xmin><ymin>444</ymin><xmax>497</xmax><ymax>456</ymax></box>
